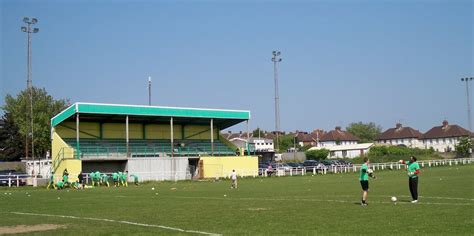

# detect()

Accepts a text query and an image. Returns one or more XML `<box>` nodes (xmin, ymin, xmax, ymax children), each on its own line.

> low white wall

<box><xmin>126</xmin><ymin>157</ymin><xmax>189</xmax><ymax>181</ymax></box>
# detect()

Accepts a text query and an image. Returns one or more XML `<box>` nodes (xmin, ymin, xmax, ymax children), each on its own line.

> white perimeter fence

<box><xmin>1</xmin><ymin>158</ymin><xmax>473</xmax><ymax>187</ymax></box>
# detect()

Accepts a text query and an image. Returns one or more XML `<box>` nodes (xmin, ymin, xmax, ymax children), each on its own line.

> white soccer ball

<box><xmin>367</xmin><ymin>169</ymin><xmax>374</xmax><ymax>174</ymax></box>
<box><xmin>151</xmin><ymin>187</ymin><xmax>155</xmax><ymax>190</ymax></box>
<box><xmin>391</xmin><ymin>196</ymin><xmax>397</xmax><ymax>202</ymax></box>
<box><xmin>224</xmin><ymin>194</ymin><xmax>227</xmax><ymax>197</ymax></box>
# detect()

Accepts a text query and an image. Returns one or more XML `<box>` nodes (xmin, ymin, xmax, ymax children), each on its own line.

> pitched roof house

<box><xmin>320</xmin><ymin>126</ymin><xmax>360</xmax><ymax>147</ymax></box>
<box><xmin>421</xmin><ymin>120</ymin><xmax>471</xmax><ymax>152</ymax></box>
<box><xmin>376</xmin><ymin>123</ymin><xmax>423</xmax><ymax>148</ymax></box>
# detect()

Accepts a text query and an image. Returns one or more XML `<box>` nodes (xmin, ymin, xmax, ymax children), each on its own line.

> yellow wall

<box><xmin>184</xmin><ymin>125</ymin><xmax>218</xmax><ymax>139</ymax></box>
<box><xmin>56</xmin><ymin>122</ymin><xmax>100</xmax><ymax>138</ymax></box>
<box><xmin>55</xmin><ymin>159</ymin><xmax>82</xmax><ymax>183</ymax></box>
<box><xmin>103</xmin><ymin>123</ymin><xmax>143</xmax><ymax>139</ymax></box>
<box><xmin>200</xmin><ymin>156</ymin><xmax>258</xmax><ymax>178</ymax></box>
<box><xmin>145</xmin><ymin>124</ymin><xmax>182</xmax><ymax>139</ymax></box>
<box><xmin>56</xmin><ymin>121</ymin><xmax>217</xmax><ymax>140</ymax></box>
<box><xmin>51</xmin><ymin>130</ymin><xmax>78</xmax><ymax>182</ymax></box>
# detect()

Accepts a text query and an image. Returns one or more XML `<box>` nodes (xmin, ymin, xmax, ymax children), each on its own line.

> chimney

<box><xmin>396</xmin><ymin>123</ymin><xmax>402</xmax><ymax>129</ymax></box>
<box><xmin>335</xmin><ymin>126</ymin><xmax>341</xmax><ymax>131</ymax></box>
<box><xmin>442</xmin><ymin>120</ymin><xmax>449</xmax><ymax>127</ymax></box>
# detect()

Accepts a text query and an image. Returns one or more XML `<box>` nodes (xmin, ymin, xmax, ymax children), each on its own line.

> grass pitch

<box><xmin>1</xmin><ymin>165</ymin><xmax>473</xmax><ymax>235</ymax></box>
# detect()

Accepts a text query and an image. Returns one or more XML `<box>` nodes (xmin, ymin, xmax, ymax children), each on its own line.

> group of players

<box><xmin>359</xmin><ymin>156</ymin><xmax>421</xmax><ymax>206</ymax></box>
<box><xmin>47</xmin><ymin>169</ymin><xmax>139</xmax><ymax>190</ymax></box>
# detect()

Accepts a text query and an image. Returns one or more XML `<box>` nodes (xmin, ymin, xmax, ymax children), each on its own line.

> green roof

<box><xmin>51</xmin><ymin>103</ymin><xmax>250</xmax><ymax>128</ymax></box>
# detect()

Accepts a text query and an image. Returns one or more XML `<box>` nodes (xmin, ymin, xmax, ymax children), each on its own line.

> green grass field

<box><xmin>1</xmin><ymin>165</ymin><xmax>473</xmax><ymax>235</ymax></box>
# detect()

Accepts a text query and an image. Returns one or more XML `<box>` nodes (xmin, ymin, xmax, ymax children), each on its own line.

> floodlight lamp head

<box><xmin>31</xmin><ymin>18</ymin><xmax>38</xmax><ymax>24</ymax></box>
<box><xmin>272</xmin><ymin>51</ymin><xmax>277</xmax><ymax>55</ymax></box>
<box><xmin>21</xmin><ymin>27</ymin><xmax>27</xmax><ymax>32</ymax></box>
<box><xmin>276</xmin><ymin>51</ymin><xmax>281</xmax><ymax>56</ymax></box>
<box><xmin>279</xmin><ymin>58</ymin><xmax>282</xmax><ymax>62</ymax></box>
<box><xmin>33</xmin><ymin>28</ymin><xmax>39</xmax><ymax>33</ymax></box>
<box><xmin>23</xmin><ymin>17</ymin><xmax>29</xmax><ymax>23</ymax></box>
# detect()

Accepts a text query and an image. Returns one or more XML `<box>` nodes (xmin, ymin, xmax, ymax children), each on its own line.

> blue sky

<box><xmin>1</xmin><ymin>0</ymin><xmax>472</xmax><ymax>133</ymax></box>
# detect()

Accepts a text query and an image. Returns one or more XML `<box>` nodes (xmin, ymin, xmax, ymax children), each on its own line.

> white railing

<box><xmin>235</xmin><ymin>158</ymin><xmax>474</xmax><ymax>179</ymax></box>
<box><xmin>0</xmin><ymin>174</ymin><xmax>38</xmax><ymax>187</ymax></box>
<box><xmin>3</xmin><ymin>158</ymin><xmax>473</xmax><ymax>187</ymax></box>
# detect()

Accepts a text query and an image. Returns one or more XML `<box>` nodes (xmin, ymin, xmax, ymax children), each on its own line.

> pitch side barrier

<box><xmin>0</xmin><ymin>174</ymin><xmax>30</xmax><ymax>187</ymax></box>
<box><xmin>252</xmin><ymin>158</ymin><xmax>474</xmax><ymax>178</ymax></box>
<box><xmin>2</xmin><ymin>158</ymin><xmax>473</xmax><ymax>187</ymax></box>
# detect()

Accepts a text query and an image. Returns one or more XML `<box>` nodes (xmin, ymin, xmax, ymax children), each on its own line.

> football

<box><xmin>391</xmin><ymin>196</ymin><xmax>397</xmax><ymax>202</ymax></box>
<box><xmin>367</xmin><ymin>169</ymin><xmax>374</xmax><ymax>174</ymax></box>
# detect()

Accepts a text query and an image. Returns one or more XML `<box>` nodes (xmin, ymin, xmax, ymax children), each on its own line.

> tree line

<box><xmin>0</xmin><ymin>87</ymin><xmax>69</xmax><ymax>161</ymax></box>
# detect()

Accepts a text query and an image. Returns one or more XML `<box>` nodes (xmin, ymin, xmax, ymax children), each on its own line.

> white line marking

<box><xmin>10</xmin><ymin>212</ymin><xmax>221</xmax><ymax>236</ymax></box>
<box><xmin>315</xmin><ymin>195</ymin><xmax>474</xmax><ymax>201</ymax></box>
<box><xmin>172</xmin><ymin>196</ymin><xmax>474</xmax><ymax>206</ymax></box>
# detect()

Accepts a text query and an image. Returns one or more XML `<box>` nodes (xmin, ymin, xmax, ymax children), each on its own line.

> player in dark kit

<box><xmin>400</xmin><ymin>156</ymin><xmax>421</xmax><ymax>203</ymax></box>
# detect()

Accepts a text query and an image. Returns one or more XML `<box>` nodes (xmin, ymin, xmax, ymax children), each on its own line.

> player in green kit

<box><xmin>56</xmin><ymin>179</ymin><xmax>64</xmax><ymax>190</ymax></box>
<box><xmin>112</xmin><ymin>172</ymin><xmax>119</xmax><ymax>187</ymax></box>
<box><xmin>130</xmin><ymin>173</ymin><xmax>139</xmax><ymax>185</ymax></box>
<box><xmin>101</xmin><ymin>173</ymin><xmax>110</xmax><ymax>187</ymax></box>
<box><xmin>121</xmin><ymin>171</ymin><xmax>128</xmax><ymax>187</ymax></box>
<box><xmin>89</xmin><ymin>172</ymin><xmax>96</xmax><ymax>186</ymax></box>
<box><xmin>118</xmin><ymin>172</ymin><xmax>123</xmax><ymax>186</ymax></box>
<box><xmin>400</xmin><ymin>156</ymin><xmax>421</xmax><ymax>203</ymax></box>
<box><xmin>359</xmin><ymin>157</ymin><xmax>375</xmax><ymax>206</ymax></box>
<box><xmin>94</xmin><ymin>171</ymin><xmax>101</xmax><ymax>186</ymax></box>
<box><xmin>47</xmin><ymin>172</ymin><xmax>55</xmax><ymax>189</ymax></box>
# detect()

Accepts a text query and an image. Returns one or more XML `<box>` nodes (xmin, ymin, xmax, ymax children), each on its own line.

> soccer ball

<box><xmin>391</xmin><ymin>196</ymin><xmax>397</xmax><ymax>202</ymax></box>
<box><xmin>367</xmin><ymin>169</ymin><xmax>374</xmax><ymax>174</ymax></box>
<box><xmin>151</xmin><ymin>187</ymin><xmax>155</xmax><ymax>190</ymax></box>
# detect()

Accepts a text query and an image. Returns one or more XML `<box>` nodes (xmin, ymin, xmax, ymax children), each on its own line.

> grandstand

<box><xmin>51</xmin><ymin>103</ymin><xmax>257</xmax><ymax>181</ymax></box>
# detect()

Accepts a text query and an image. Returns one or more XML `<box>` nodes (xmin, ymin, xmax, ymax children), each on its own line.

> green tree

<box><xmin>252</xmin><ymin>128</ymin><xmax>267</xmax><ymax>138</ymax></box>
<box><xmin>346</xmin><ymin>122</ymin><xmax>382</xmax><ymax>143</ymax></box>
<box><xmin>2</xmin><ymin>87</ymin><xmax>69</xmax><ymax>158</ymax></box>
<box><xmin>305</xmin><ymin>149</ymin><xmax>329</xmax><ymax>160</ymax></box>
<box><xmin>300</xmin><ymin>145</ymin><xmax>313</xmax><ymax>152</ymax></box>
<box><xmin>455</xmin><ymin>137</ymin><xmax>472</xmax><ymax>158</ymax></box>
<box><xmin>0</xmin><ymin>112</ymin><xmax>25</xmax><ymax>161</ymax></box>
<box><xmin>274</xmin><ymin>134</ymin><xmax>295</xmax><ymax>153</ymax></box>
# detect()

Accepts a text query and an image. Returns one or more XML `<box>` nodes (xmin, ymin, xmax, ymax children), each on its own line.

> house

<box><xmin>311</xmin><ymin>129</ymin><xmax>325</xmax><ymax>146</ymax></box>
<box><xmin>376</xmin><ymin>123</ymin><xmax>423</xmax><ymax>148</ymax></box>
<box><xmin>248</xmin><ymin>138</ymin><xmax>274</xmax><ymax>152</ymax></box>
<box><xmin>319</xmin><ymin>126</ymin><xmax>360</xmax><ymax>147</ymax></box>
<box><xmin>422</xmin><ymin>120</ymin><xmax>471</xmax><ymax>152</ymax></box>
<box><xmin>309</xmin><ymin>143</ymin><xmax>373</xmax><ymax>159</ymax></box>
<box><xmin>295</xmin><ymin>131</ymin><xmax>317</xmax><ymax>147</ymax></box>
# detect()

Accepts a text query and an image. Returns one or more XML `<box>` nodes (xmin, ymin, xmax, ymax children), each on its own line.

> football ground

<box><xmin>1</xmin><ymin>165</ymin><xmax>473</xmax><ymax>235</ymax></box>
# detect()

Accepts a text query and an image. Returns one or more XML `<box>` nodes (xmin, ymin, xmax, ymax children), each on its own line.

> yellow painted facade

<box><xmin>199</xmin><ymin>156</ymin><xmax>258</xmax><ymax>178</ymax></box>
<box><xmin>56</xmin><ymin>122</ymin><xmax>218</xmax><ymax>140</ymax></box>
<box><xmin>56</xmin><ymin>122</ymin><xmax>100</xmax><ymax>138</ymax></box>
<box><xmin>51</xmin><ymin>130</ymin><xmax>79</xmax><ymax>182</ymax></box>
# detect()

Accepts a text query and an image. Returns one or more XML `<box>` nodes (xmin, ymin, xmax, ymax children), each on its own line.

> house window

<box><xmin>342</xmin><ymin>150</ymin><xmax>347</xmax><ymax>157</ymax></box>
<box><xmin>330</xmin><ymin>151</ymin><xmax>335</xmax><ymax>157</ymax></box>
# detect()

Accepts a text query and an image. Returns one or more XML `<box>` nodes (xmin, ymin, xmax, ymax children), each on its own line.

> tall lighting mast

<box><xmin>21</xmin><ymin>17</ymin><xmax>39</xmax><ymax>159</ymax></box>
<box><xmin>272</xmin><ymin>51</ymin><xmax>282</xmax><ymax>152</ymax></box>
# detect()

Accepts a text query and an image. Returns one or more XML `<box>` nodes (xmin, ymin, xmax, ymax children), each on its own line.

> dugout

<box><xmin>50</xmin><ymin>103</ymin><xmax>257</xmax><ymax>182</ymax></box>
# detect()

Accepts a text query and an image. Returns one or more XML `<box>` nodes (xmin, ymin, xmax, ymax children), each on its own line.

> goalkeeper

<box><xmin>399</xmin><ymin>156</ymin><xmax>420</xmax><ymax>203</ymax></box>
<box><xmin>359</xmin><ymin>157</ymin><xmax>376</xmax><ymax>206</ymax></box>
